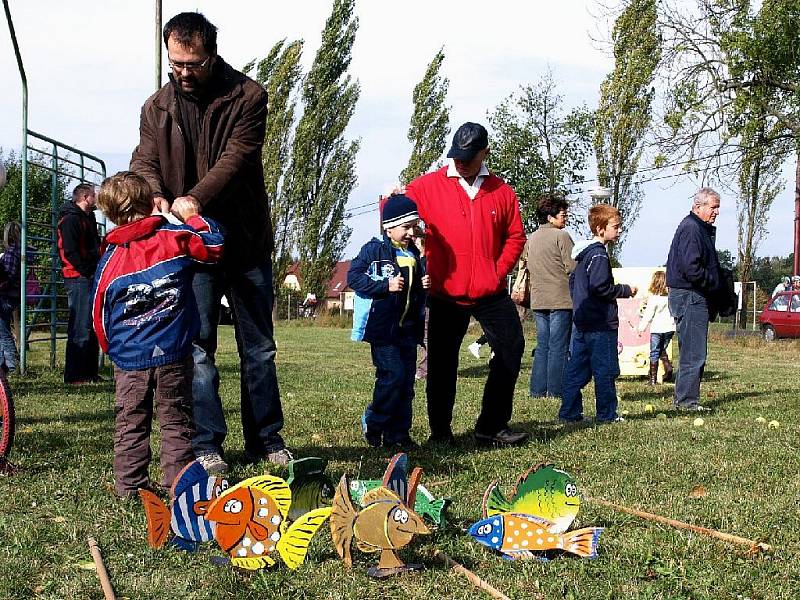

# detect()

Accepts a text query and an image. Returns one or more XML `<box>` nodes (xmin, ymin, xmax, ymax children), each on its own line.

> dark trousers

<box><xmin>366</xmin><ymin>339</ymin><xmax>417</xmax><ymax>444</ymax></box>
<box><xmin>113</xmin><ymin>356</ymin><xmax>195</xmax><ymax>496</ymax></box>
<box><xmin>426</xmin><ymin>294</ymin><xmax>524</xmax><ymax>436</ymax></box>
<box><xmin>191</xmin><ymin>261</ymin><xmax>284</xmax><ymax>457</ymax></box>
<box><xmin>559</xmin><ymin>328</ymin><xmax>620</xmax><ymax>422</ymax></box>
<box><xmin>669</xmin><ymin>289</ymin><xmax>708</xmax><ymax>408</ymax></box>
<box><xmin>64</xmin><ymin>277</ymin><xmax>99</xmax><ymax>383</ymax></box>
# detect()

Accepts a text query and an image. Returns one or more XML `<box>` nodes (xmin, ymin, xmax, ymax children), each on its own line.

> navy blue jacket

<box><xmin>348</xmin><ymin>236</ymin><xmax>426</xmax><ymax>346</ymax></box>
<box><xmin>666</xmin><ymin>212</ymin><xmax>720</xmax><ymax>296</ymax></box>
<box><xmin>570</xmin><ymin>240</ymin><xmax>632</xmax><ymax>332</ymax></box>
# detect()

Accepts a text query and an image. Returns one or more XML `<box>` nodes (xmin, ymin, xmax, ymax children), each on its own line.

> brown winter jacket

<box><xmin>130</xmin><ymin>58</ymin><xmax>272</xmax><ymax>268</ymax></box>
<box><xmin>524</xmin><ymin>223</ymin><xmax>576</xmax><ymax>310</ymax></box>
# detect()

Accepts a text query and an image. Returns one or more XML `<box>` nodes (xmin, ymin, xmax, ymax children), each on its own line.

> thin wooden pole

<box><xmin>87</xmin><ymin>537</ymin><xmax>116</xmax><ymax>600</ymax></box>
<box><xmin>585</xmin><ymin>496</ymin><xmax>772</xmax><ymax>552</ymax></box>
<box><xmin>434</xmin><ymin>550</ymin><xmax>512</xmax><ymax>600</ymax></box>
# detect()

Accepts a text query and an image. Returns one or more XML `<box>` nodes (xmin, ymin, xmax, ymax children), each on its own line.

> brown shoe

<box><xmin>660</xmin><ymin>352</ymin><xmax>674</xmax><ymax>382</ymax></box>
<box><xmin>648</xmin><ymin>362</ymin><xmax>658</xmax><ymax>385</ymax></box>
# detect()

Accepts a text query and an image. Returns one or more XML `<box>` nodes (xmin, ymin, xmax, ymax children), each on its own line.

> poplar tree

<box><xmin>593</xmin><ymin>0</ymin><xmax>660</xmax><ymax>253</ymax></box>
<box><xmin>400</xmin><ymin>49</ymin><xmax>450</xmax><ymax>185</ymax></box>
<box><xmin>289</xmin><ymin>0</ymin><xmax>360</xmax><ymax>300</ymax></box>
<box><xmin>246</xmin><ymin>39</ymin><xmax>304</xmax><ymax>289</ymax></box>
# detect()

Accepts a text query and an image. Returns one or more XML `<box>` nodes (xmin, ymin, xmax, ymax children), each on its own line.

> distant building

<box><xmin>282</xmin><ymin>262</ymin><xmax>302</xmax><ymax>291</ymax></box>
<box><xmin>323</xmin><ymin>260</ymin><xmax>354</xmax><ymax>312</ymax></box>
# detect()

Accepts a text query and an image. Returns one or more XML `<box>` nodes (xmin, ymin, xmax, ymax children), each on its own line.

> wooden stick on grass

<box><xmin>584</xmin><ymin>496</ymin><xmax>772</xmax><ymax>553</ymax></box>
<box><xmin>434</xmin><ymin>550</ymin><xmax>512</xmax><ymax>600</ymax></box>
<box><xmin>87</xmin><ymin>537</ymin><xmax>117</xmax><ymax>600</ymax></box>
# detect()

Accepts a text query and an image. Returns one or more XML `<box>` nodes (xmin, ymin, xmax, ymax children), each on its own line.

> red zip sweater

<box><xmin>406</xmin><ymin>166</ymin><xmax>526</xmax><ymax>304</ymax></box>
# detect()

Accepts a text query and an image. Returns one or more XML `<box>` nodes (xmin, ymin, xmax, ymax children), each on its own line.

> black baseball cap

<box><xmin>447</xmin><ymin>122</ymin><xmax>489</xmax><ymax>160</ymax></box>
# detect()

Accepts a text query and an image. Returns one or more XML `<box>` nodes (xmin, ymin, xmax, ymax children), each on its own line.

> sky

<box><xmin>0</xmin><ymin>0</ymin><xmax>796</xmax><ymax>266</ymax></box>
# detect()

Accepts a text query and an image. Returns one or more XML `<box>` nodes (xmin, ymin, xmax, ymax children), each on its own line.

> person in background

<box><xmin>524</xmin><ymin>196</ymin><xmax>575</xmax><ymax>398</ymax></box>
<box><xmin>559</xmin><ymin>204</ymin><xmax>636</xmax><ymax>424</ymax></box>
<box><xmin>58</xmin><ymin>183</ymin><xmax>101</xmax><ymax>384</ymax></box>
<box><xmin>637</xmin><ymin>270</ymin><xmax>675</xmax><ymax>385</ymax></box>
<box><xmin>0</xmin><ymin>222</ymin><xmax>25</xmax><ymax>374</ymax></box>
<box><xmin>93</xmin><ymin>171</ymin><xmax>223</xmax><ymax>499</ymax></box>
<box><xmin>771</xmin><ymin>276</ymin><xmax>791</xmax><ymax>297</ymax></box>
<box><xmin>348</xmin><ymin>195</ymin><xmax>430</xmax><ymax>449</ymax></box>
<box><xmin>792</xmin><ymin>275</ymin><xmax>800</xmax><ymax>291</ymax></box>
<box><xmin>665</xmin><ymin>187</ymin><xmax>722</xmax><ymax>412</ymax></box>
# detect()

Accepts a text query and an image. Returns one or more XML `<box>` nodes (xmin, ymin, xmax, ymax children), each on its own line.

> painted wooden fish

<box><xmin>483</xmin><ymin>463</ymin><xmax>580</xmax><ymax>533</ymax></box>
<box><xmin>331</xmin><ymin>474</ymin><xmax>430</xmax><ymax>573</ymax></box>
<box><xmin>469</xmin><ymin>513</ymin><xmax>603</xmax><ymax>560</ymax></box>
<box><xmin>349</xmin><ymin>479</ymin><xmax>450</xmax><ymax>526</ymax></box>
<box><xmin>204</xmin><ymin>474</ymin><xmax>331</xmax><ymax>570</ymax></box>
<box><xmin>286</xmin><ymin>457</ymin><xmax>335</xmax><ymax>522</ymax></box>
<box><xmin>139</xmin><ymin>460</ymin><xmax>228</xmax><ymax>551</ymax></box>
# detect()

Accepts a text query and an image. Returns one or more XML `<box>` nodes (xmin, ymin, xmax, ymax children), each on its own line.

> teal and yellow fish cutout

<box><xmin>482</xmin><ymin>463</ymin><xmax>580</xmax><ymax>534</ymax></box>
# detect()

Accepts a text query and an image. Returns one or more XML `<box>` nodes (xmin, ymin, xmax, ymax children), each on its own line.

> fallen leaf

<box><xmin>75</xmin><ymin>562</ymin><xmax>96</xmax><ymax>571</ymax></box>
<box><xmin>51</xmin><ymin>516</ymin><xmax>66</xmax><ymax>523</ymax></box>
<box><xmin>689</xmin><ymin>485</ymin><xmax>707</xmax><ymax>498</ymax></box>
<box><xmin>33</xmin><ymin>585</ymin><xmax>44</xmax><ymax>594</ymax></box>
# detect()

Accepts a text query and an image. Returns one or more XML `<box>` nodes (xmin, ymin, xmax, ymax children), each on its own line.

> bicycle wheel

<box><xmin>0</xmin><ymin>374</ymin><xmax>14</xmax><ymax>462</ymax></box>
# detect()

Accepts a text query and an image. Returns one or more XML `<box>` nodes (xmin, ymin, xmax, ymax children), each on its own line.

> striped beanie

<box><xmin>382</xmin><ymin>194</ymin><xmax>419</xmax><ymax>229</ymax></box>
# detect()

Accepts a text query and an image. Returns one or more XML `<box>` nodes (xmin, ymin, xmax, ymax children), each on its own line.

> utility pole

<box><xmin>795</xmin><ymin>153</ymin><xmax>800</xmax><ymax>276</ymax></box>
<box><xmin>155</xmin><ymin>0</ymin><xmax>162</xmax><ymax>91</ymax></box>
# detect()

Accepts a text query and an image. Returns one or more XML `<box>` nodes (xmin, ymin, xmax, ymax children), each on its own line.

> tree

<box><xmin>488</xmin><ymin>72</ymin><xmax>594</xmax><ymax>232</ymax></box>
<box><xmin>245</xmin><ymin>39</ymin><xmax>304</xmax><ymax>290</ymax></box>
<box><xmin>400</xmin><ymin>48</ymin><xmax>450</xmax><ymax>185</ymax></box>
<box><xmin>288</xmin><ymin>0</ymin><xmax>360</xmax><ymax>300</ymax></box>
<box><xmin>594</xmin><ymin>0</ymin><xmax>660</xmax><ymax>253</ymax></box>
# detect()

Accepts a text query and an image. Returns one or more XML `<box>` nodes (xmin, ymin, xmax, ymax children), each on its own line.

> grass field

<box><xmin>1</xmin><ymin>322</ymin><xmax>798</xmax><ymax>599</ymax></box>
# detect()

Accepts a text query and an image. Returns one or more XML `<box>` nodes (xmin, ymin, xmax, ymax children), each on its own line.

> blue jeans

<box><xmin>0</xmin><ymin>298</ymin><xmax>18</xmax><ymax>372</ymax></box>
<box><xmin>366</xmin><ymin>339</ymin><xmax>417</xmax><ymax>444</ymax></box>
<box><xmin>668</xmin><ymin>289</ymin><xmax>708</xmax><ymax>408</ymax></box>
<box><xmin>64</xmin><ymin>277</ymin><xmax>99</xmax><ymax>383</ymax></box>
<box><xmin>191</xmin><ymin>261</ymin><xmax>284</xmax><ymax>457</ymax></box>
<box><xmin>559</xmin><ymin>328</ymin><xmax>620</xmax><ymax>422</ymax></box>
<box><xmin>530</xmin><ymin>309</ymin><xmax>572</xmax><ymax>397</ymax></box>
<box><xmin>649</xmin><ymin>332</ymin><xmax>674</xmax><ymax>363</ymax></box>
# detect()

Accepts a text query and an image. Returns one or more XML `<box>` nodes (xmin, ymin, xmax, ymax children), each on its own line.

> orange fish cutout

<box><xmin>204</xmin><ymin>474</ymin><xmax>331</xmax><ymax>570</ymax></box>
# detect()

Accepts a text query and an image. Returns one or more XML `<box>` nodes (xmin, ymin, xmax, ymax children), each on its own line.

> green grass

<box><xmin>1</xmin><ymin>323</ymin><xmax>798</xmax><ymax>599</ymax></box>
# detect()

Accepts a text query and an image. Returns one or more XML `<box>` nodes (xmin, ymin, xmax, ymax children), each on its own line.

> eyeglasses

<box><xmin>168</xmin><ymin>55</ymin><xmax>212</xmax><ymax>73</ymax></box>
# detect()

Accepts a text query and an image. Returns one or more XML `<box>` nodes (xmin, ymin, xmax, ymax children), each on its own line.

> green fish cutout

<box><xmin>482</xmin><ymin>463</ymin><xmax>580</xmax><ymax>534</ymax></box>
<box><xmin>349</xmin><ymin>479</ymin><xmax>450</xmax><ymax>527</ymax></box>
<box><xmin>286</xmin><ymin>457</ymin><xmax>335</xmax><ymax>522</ymax></box>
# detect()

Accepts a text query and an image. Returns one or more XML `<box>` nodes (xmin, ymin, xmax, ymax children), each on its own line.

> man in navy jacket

<box><xmin>665</xmin><ymin>187</ymin><xmax>721</xmax><ymax>411</ymax></box>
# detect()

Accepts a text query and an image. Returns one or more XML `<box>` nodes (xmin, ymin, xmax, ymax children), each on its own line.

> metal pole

<box><xmin>794</xmin><ymin>153</ymin><xmax>800</xmax><ymax>276</ymax></box>
<box><xmin>50</xmin><ymin>145</ymin><xmax>58</xmax><ymax>367</ymax></box>
<box><xmin>4</xmin><ymin>0</ymin><xmax>29</xmax><ymax>373</ymax></box>
<box><xmin>155</xmin><ymin>0</ymin><xmax>162</xmax><ymax>91</ymax></box>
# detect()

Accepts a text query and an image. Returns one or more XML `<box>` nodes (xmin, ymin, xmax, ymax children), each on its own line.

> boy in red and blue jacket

<box><xmin>93</xmin><ymin>171</ymin><xmax>223</xmax><ymax>498</ymax></box>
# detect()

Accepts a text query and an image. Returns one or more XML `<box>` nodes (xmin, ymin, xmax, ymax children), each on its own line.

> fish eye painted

<box><xmin>224</xmin><ymin>499</ymin><xmax>243</xmax><ymax>514</ymax></box>
<box><xmin>477</xmin><ymin>523</ymin><xmax>493</xmax><ymax>536</ymax></box>
<box><xmin>392</xmin><ymin>508</ymin><xmax>409</xmax><ymax>524</ymax></box>
<box><xmin>565</xmin><ymin>483</ymin><xmax>578</xmax><ymax>497</ymax></box>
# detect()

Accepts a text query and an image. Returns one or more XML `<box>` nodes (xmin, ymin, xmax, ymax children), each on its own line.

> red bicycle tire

<box><xmin>0</xmin><ymin>375</ymin><xmax>14</xmax><ymax>461</ymax></box>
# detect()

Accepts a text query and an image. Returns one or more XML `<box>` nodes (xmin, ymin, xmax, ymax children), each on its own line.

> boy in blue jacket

<box><xmin>558</xmin><ymin>204</ymin><xmax>637</xmax><ymax>424</ymax></box>
<box><xmin>93</xmin><ymin>172</ymin><xmax>224</xmax><ymax>498</ymax></box>
<box><xmin>348</xmin><ymin>195</ymin><xmax>430</xmax><ymax>449</ymax></box>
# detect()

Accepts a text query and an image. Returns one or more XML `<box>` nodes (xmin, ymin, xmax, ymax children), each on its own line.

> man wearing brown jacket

<box><xmin>130</xmin><ymin>12</ymin><xmax>289</xmax><ymax>472</ymax></box>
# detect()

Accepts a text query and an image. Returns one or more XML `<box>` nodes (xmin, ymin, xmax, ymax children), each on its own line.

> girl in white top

<box><xmin>638</xmin><ymin>271</ymin><xmax>676</xmax><ymax>384</ymax></box>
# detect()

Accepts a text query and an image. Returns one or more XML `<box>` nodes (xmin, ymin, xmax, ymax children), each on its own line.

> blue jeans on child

<box><xmin>0</xmin><ymin>298</ymin><xmax>17</xmax><ymax>372</ymax></box>
<box><xmin>365</xmin><ymin>338</ymin><xmax>417</xmax><ymax>444</ymax></box>
<box><xmin>649</xmin><ymin>332</ymin><xmax>674</xmax><ymax>363</ymax></box>
<box><xmin>559</xmin><ymin>328</ymin><xmax>620</xmax><ymax>422</ymax></box>
<box><xmin>530</xmin><ymin>309</ymin><xmax>572</xmax><ymax>397</ymax></box>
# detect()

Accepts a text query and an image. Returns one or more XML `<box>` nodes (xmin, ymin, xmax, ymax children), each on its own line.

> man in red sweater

<box><xmin>406</xmin><ymin>122</ymin><xmax>528</xmax><ymax>446</ymax></box>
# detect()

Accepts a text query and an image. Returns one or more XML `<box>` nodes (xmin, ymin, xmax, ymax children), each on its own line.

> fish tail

<box><xmin>138</xmin><ymin>489</ymin><xmax>170</xmax><ymax>549</ymax></box>
<box><xmin>230</xmin><ymin>555</ymin><xmax>276</xmax><ymax>570</ymax></box>
<box><xmin>422</xmin><ymin>498</ymin><xmax>449</xmax><ymax>525</ymax></box>
<box><xmin>563</xmin><ymin>527</ymin><xmax>604</xmax><ymax>559</ymax></box>
<box><xmin>330</xmin><ymin>475</ymin><xmax>357</xmax><ymax>568</ymax></box>
<box><xmin>482</xmin><ymin>480</ymin><xmax>511</xmax><ymax>517</ymax></box>
<box><xmin>277</xmin><ymin>507</ymin><xmax>332</xmax><ymax>569</ymax></box>
<box><xmin>169</xmin><ymin>536</ymin><xmax>200</xmax><ymax>553</ymax></box>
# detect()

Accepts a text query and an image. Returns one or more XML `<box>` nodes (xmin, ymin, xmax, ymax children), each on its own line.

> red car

<box><xmin>759</xmin><ymin>291</ymin><xmax>800</xmax><ymax>340</ymax></box>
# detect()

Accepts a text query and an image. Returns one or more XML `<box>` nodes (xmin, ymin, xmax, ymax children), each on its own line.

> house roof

<box><xmin>326</xmin><ymin>260</ymin><xmax>352</xmax><ymax>298</ymax></box>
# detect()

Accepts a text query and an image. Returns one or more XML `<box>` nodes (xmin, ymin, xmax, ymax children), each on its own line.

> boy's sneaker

<box><xmin>266</xmin><ymin>448</ymin><xmax>294</xmax><ymax>467</ymax></box>
<box><xmin>474</xmin><ymin>428</ymin><xmax>529</xmax><ymax>446</ymax></box>
<box><xmin>361</xmin><ymin>415</ymin><xmax>382</xmax><ymax>447</ymax></box>
<box><xmin>384</xmin><ymin>437</ymin><xmax>419</xmax><ymax>451</ymax></box>
<box><xmin>196</xmin><ymin>451</ymin><xmax>228</xmax><ymax>475</ymax></box>
<box><xmin>468</xmin><ymin>342</ymin><xmax>482</xmax><ymax>359</ymax></box>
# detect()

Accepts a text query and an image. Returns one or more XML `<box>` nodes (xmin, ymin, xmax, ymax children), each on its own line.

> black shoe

<box><xmin>427</xmin><ymin>431</ymin><xmax>455</xmax><ymax>445</ymax></box>
<box><xmin>384</xmin><ymin>437</ymin><xmax>419</xmax><ymax>451</ymax></box>
<box><xmin>474</xmin><ymin>428</ymin><xmax>529</xmax><ymax>446</ymax></box>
